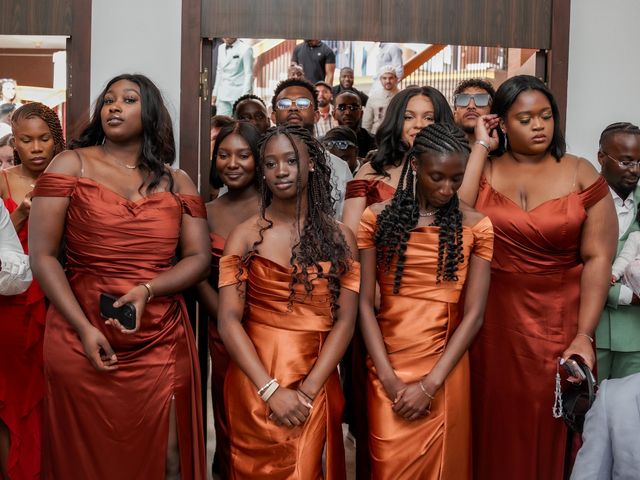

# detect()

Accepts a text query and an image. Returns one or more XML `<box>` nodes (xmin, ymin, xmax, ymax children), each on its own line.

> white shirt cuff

<box><xmin>0</xmin><ymin>252</ymin><xmax>32</xmax><ymax>296</ymax></box>
<box><xmin>618</xmin><ymin>284</ymin><xmax>634</xmax><ymax>306</ymax></box>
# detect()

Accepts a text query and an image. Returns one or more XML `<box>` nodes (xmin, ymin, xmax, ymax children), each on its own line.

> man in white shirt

<box><xmin>0</xmin><ymin>202</ymin><xmax>31</xmax><ymax>295</ymax></box>
<box><xmin>596</xmin><ymin>122</ymin><xmax>640</xmax><ymax>379</ymax></box>
<box><xmin>270</xmin><ymin>78</ymin><xmax>352</xmax><ymax>220</ymax></box>
<box><xmin>212</xmin><ymin>38</ymin><xmax>254</xmax><ymax>116</ymax></box>
<box><xmin>362</xmin><ymin>65</ymin><xmax>399</xmax><ymax>134</ymax></box>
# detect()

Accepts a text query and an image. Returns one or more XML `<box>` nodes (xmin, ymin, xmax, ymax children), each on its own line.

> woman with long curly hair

<box><xmin>196</xmin><ymin>120</ymin><xmax>262</xmax><ymax>478</ymax></box>
<box><xmin>218</xmin><ymin>124</ymin><xmax>360</xmax><ymax>478</ymax></box>
<box><xmin>0</xmin><ymin>102</ymin><xmax>65</xmax><ymax>479</ymax></box>
<box><xmin>358</xmin><ymin>123</ymin><xmax>493</xmax><ymax>479</ymax></box>
<box><xmin>29</xmin><ymin>74</ymin><xmax>210</xmax><ymax>479</ymax></box>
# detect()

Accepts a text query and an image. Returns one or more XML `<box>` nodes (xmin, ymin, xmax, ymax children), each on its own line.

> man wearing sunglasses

<box><xmin>332</xmin><ymin>91</ymin><xmax>376</xmax><ymax>158</ymax></box>
<box><xmin>452</xmin><ymin>78</ymin><xmax>496</xmax><ymax>145</ymax></box>
<box><xmin>596</xmin><ymin>122</ymin><xmax>640</xmax><ymax>380</ymax></box>
<box><xmin>270</xmin><ymin>78</ymin><xmax>352</xmax><ymax>219</ymax></box>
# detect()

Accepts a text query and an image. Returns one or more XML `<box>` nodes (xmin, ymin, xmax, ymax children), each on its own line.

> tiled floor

<box><xmin>205</xmin><ymin>368</ymin><xmax>356</xmax><ymax>479</ymax></box>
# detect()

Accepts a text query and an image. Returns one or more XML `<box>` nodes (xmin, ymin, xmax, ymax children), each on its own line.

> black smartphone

<box><xmin>561</xmin><ymin>357</ymin><xmax>587</xmax><ymax>382</ymax></box>
<box><xmin>99</xmin><ymin>293</ymin><xmax>136</xmax><ymax>330</ymax></box>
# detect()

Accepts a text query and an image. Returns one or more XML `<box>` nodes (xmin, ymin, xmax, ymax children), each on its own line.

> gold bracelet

<box><xmin>139</xmin><ymin>282</ymin><xmax>154</xmax><ymax>302</ymax></box>
<box><xmin>577</xmin><ymin>332</ymin><xmax>594</xmax><ymax>343</ymax></box>
<box><xmin>474</xmin><ymin>140</ymin><xmax>491</xmax><ymax>153</ymax></box>
<box><xmin>419</xmin><ymin>380</ymin><xmax>435</xmax><ymax>400</ymax></box>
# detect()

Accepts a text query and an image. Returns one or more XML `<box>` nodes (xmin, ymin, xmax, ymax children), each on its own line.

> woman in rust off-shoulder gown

<box><xmin>0</xmin><ymin>102</ymin><xmax>65</xmax><ymax>479</ymax></box>
<box><xmin>196</xmin><ymin>120</ymin><xmax>261</xmax><ymax>478</ymax></box>
<box><xmin>458</xmin><ymin>75</ymin><xmax>618</xmax><ymax>479</ymax></box>
<box><xmin>218</xmin><ymin>125</ymin><xmax>359</xmax><ymax>479</ymax></box>
<box><xmin>358</xmin><ymin>124</ymin><xmax>493</xmax><ymax>479</ymax></box>
<box><xmin>29</xmin><ymin>74</ymin><xmax>210</xmax><ymax>480</ymax></box>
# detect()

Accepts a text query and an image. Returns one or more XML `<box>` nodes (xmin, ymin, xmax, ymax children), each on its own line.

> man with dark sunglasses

<box><xmin>452</xmin><ymin>78</ymin><xmax>496</xmax><ymax>145</ymax></box>
<box><xmin>270</xmin><ymin>78</ymin><xmax>352</xmax><ymax>219</ymax></box>
<box><xmin>332</xmin><ymin>91</ymin><xmax>376</xmax><ymax>158</ymax></box>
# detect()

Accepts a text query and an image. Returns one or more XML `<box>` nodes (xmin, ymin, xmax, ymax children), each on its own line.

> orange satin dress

<box><xmin>471</xmin><ymin>175</ymin><xmax>610</xmax><ymax>480</ymax></box>
<box><xmin>345</xmin><ymin>178</ymin><xmax>396</xmax><ymax>480</ymax></box>
<box><xmin>208</xmin><ymin>231</ymin><xmax>231</xmax><ymax>476</ymax></box>
<box><xmin>219</xmin><ymin>253</ymin><xmax>361</xmax><ymax>479</ymax></box>
<box><xmin>33</xmin><ymin>173</ymin><xmax>206</xmax><ymax>480</ymax></box>
<box><xmin>0</xmin><ymin>179</ymin><xmax>46</xmax><ymax>479</ymax></box>
<box><xmin>358</xmin><ymin>207</ymin><xmax>494</xmax><ymax>480</ymax></box>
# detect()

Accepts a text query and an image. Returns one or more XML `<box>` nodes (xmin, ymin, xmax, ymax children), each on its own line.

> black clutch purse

<box><xmin>552</xmin><ymin>359</ymin><xmax>597</xmax><ymax>433</ymax></box>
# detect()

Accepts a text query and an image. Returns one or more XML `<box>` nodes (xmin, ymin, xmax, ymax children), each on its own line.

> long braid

<box><xmin>374</xmin><ymin>123</ymin><xmax>469</xmax><ymax>293</ymax></box>
<box><xmin>256</xmin><ymin>124</ymin><xmax>350</xmax><ymax>317</ymax></box>
<box><xmin>11</xmin><ymin>102</ymin><xmax>66</xmax><ymax>164</ymax></box>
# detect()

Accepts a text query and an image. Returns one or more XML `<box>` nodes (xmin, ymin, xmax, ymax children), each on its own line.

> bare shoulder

<box><xmin>171</xmin><ymin>168</ymin><xmax>199</xmax><ymax>195</ymax></box>
<box><xmin>354</xmin><ymin>161</ymin><xmax>377</xmax><ymax>180</ymax></box>
<box><xmin>44</xmin><ymin>149</ymin><xmax>84</xmax><ymax>176</ymax></box>
<box><xmin>459</xmin><ymin>200</ymin><xmax>487</xmax><ymax>227</ymax></box>
<box><xmin>566</xmin><ymin>154</ymin><xmax>601</xmax><ymax>190</ymax></box>
<box><xmin>336</xmin><ymin>221</ymin><xmax>358</xmax><ymax>250</ymax></box>
<box><xmin>224</xmin><ymin>213</ymin><xmax>264</xmax><ymax>256</ymax></box>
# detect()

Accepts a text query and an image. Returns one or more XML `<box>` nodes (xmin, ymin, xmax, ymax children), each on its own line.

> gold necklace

<box><xmin>419</xmin><ymin>208</ymin><xmax>437</xmax><ymax>217</ymax></box>
<box><xmin>102</xmin><ymin>145</ymin><xmax>138</xmax><ymax>169</ymax></box>
<box><xmin>16</xmin><ymin>166</ymin><xmax>37</xmax><ymax>188</ymax></box>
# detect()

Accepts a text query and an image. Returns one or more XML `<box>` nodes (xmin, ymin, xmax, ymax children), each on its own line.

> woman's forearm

<box><xmin>578</xmin><ymin>255</ymin><xmax>614</xmax><ymax>336</ymax></box>
<box><xmin>196</xmin><ymin>279</ymin><xmax>218</xmax><ymax>318</ymax></box>
<box><xmin>143</xmin><ymin>253</ymin><xmax>210</xmax><ymax>298</ymax></box>
<box><xmin>359</xmin><ymin>301</ymin><xmax>396</xmax><ymax>384</ymax></box>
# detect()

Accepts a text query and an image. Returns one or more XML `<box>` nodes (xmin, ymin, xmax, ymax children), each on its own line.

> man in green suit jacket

<box><xmin>596</xmin><ymin>122</ymin><xmax>640</xmax><ymax>379</ymax></box>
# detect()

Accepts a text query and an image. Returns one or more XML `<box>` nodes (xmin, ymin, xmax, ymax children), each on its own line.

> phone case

<box><xmin>99</xmin><ymin>293</ymin><xmax>136</xmax><ymax>330</ymax></box>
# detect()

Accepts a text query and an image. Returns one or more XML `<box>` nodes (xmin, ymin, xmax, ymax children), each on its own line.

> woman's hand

<box><xmin>267</xmin><ymin>387</ymin><xmax>311</xmax><ymax>428</ymax></box>
<box><xmin>79</xmin><ymin>326</ymin><xmax>118</xmax><ymax>372</ymax></box>
<box><xmin>474</xmin><ymin>114</ymin><xmax>500</xmax><ymax>151</ymax></box>
<box><xmin>562</xmin><ymin>334</ymin><xmax>595</xmax><ymax>373</ymax></box>
<box><xmin>104</xmin><ymin>284</ymin><xmax>149</xmax><ymax>334</ymax></box>
<box><xmin>392</xmin><ymin>381</ymin><xmax>433</xmax><ymax>421</ymax></box>
<box><xmin>381</xmin><ymin>375</ymin><xmax>406</xmax><ymax>403</ymax></box>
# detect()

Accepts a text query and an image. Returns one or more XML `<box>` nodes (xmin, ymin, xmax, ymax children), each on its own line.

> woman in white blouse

<box><xmin>0</xmin><ymin>202</ymin><xmax>31</xmax><ymax>295</ymax></box>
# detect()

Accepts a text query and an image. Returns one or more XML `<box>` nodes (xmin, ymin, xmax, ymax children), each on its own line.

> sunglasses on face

<box><xmin>324</xmin><ymin>140</ymin><xmax>356</xmax><ymax>150</ymax></box>
<box><xmin>335</xmin><ymin>104</ymin><xmax>361</xmax><ymax>112</ymax></box>
<box><xmin>453</xmin><ymin>93</ymin><xmax>491</xmax><ymax>108</ymax></box>
<box><xmin>275</xmin><ymin>97</ymin><xmax>312</xmax><ymax>110</ymax></box>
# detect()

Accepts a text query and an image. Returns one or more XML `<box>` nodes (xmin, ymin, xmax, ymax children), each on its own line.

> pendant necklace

<box><xmin>419</xmin><ymin>208</ymin><xmax>437</xmax><ymax>217</ymax></box>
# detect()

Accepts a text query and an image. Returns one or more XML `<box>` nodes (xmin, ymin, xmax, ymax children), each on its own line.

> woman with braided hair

<box><xmin>218</xmin><ymin>124</ymin><xmax>360</xmax><ymax>478</ymax></box>
<box><xmin>0</xmin><ymin>102</ymin><xmax>64</xmax><ymax>479</ymax></box>
<box><xmin>358</xmin><ymin>123</ymin><xmax>493</xmax><ymax>479</ymax></box>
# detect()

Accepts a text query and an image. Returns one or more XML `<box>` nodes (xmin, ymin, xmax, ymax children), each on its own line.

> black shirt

<box><xmin>291</xmin><ymin>42</ymin><xmax>336</xmax><ymax>84</ymax></box>
<box><xmin>355</xmin><ymin>128</ymin><xmax>376</xmax><ymax>158</ymax></box>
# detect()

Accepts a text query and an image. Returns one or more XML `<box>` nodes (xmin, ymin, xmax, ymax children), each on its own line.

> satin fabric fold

<box><xmin>207</xmin><ymin>232</ymin><xmax>231</xmax><ymax>477</ymax></box>
<box><xmin>471</xmin><ymin>175</ymin><xmax>610</xmax><ymax>480</ymax></box>
<box><xmin>358</xmin><ymin>207</ymin><xmax>494</xmax><ymax>480</ymax></box>
<box><xmin>219</xmin><ymin>254</ymin><xmax>360</xmax><ymax>479</ymax></box>
<box><xmin>0</xmin><ymin>196</ymin><xmax>46</xmax><ymax>479</ymax></box>
<box><xmin>33</xmin><ymin>173</ymin><xmax>206</xmax><ymax>480</ymax></box>
<box><xmin>345</xmin><ymin>178</ymin><xmax>396</xmax><ymax>480</ymax></box>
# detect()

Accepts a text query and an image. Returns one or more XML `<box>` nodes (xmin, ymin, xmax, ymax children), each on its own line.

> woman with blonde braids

<box><xmin>218</xmin><ymin>124</ymin><xmax>359</xmax><ymax>479</ymax></box>
<box><xmin>0</xmin><ymin>102</ymin><xmax>65</xmax><ymax>479</ymax></box>
<box><xmin>358</xmin><ymin>123</ymin><xmax>493</xmax><ymax>479</ymax></box>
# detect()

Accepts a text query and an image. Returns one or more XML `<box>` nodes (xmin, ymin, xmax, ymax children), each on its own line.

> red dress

<box><xmin>33</xmin><ymin>173</ymin><xmax>207</xmax><ymax>480</ymax></box>
<box><xmin>0</xmin><ymin>174</ymin><xmax>46</xmax><ymax>479</ymax></box>
<box><xmin>345</xmin><ymin>178</ymin><xmax>396</xmax><ymax>480</ymax></box>
<box><xmin>471</xmin><ymin>175</ymin><xmax>610</xmax><ymax>480</ymax></box>
<box><xmin>208</xmin><ymin>232</ymin><xmax>231</xmax><ymax>477</ymax></box>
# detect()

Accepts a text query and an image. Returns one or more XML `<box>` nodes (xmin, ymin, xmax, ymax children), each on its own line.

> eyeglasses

<box><xmin>601</xmin><ymin>151</ymin><xmax>640</xmax><ymax>169</ymax></box>
<box><xmin>453</xmin><ymin>93</ymin><xmax>491</xmax><ymax>108</ymax></box>
<box><xmin>323</xmin><ymin>140</ymin><xmax>356</xmax><ymax>150</ymax></box>
<box><xmin>275</xmin><ymin>97</ymin><xmax>312</xmax><ymax>110</ymax></box>
<box><xmin>335</xmin><ymin>104</ymin><xmax>361</xmax><ymax>112</ymax></box>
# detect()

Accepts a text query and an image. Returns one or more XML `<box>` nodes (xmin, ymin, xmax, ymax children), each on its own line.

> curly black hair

<box><xmin>11</xmin><ymin>102</ymin><xmax>66</xmax><ymax>165</ymax></box>
<box><xmin>271</xmin><ymin>78</ymin><xmax>318</xmax><ymax>112</ymax></box>
<box><xmin>247</xmin><ymin>124</ymin><xmax>352</xmax><ymax>316</ymax></box>
<box><xmin>69</xmin><ymin>74</ymin><xmax>175</xmax><ymax>194</ymax></box>
<box><xmin>232</xmin><ymin>94</ymin><xmax>266</xmax><ymax>115</ymax></box>
<box><xmin>374</xmin><ymin>123</ymin><xmax>470</xmax><ymax>293</ymax></box>
<box><xmin>370</xmin><ymin>86</ymin><xmax>455</xmax><ymax>178</ymax></box>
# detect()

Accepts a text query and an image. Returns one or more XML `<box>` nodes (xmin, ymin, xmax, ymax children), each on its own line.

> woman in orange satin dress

<box><xmin>458</xmin><ymin>75</ymin><xmax>618</xmax><ymax>479</ymax></box>
<box><xmin>196</xmin><ymin>120</ymin><xmax>261</xmax><ymax>477</ymax></box>
<box><xmin>29</xmin><ymin>74</ymin><xmax>210</xmax><ymax>480</ymax></box>
<box><xmin>358</xmin><ymin>124</ymin><xmax>493</xmax><ymax>479</ymax></box>
<box><xmin>0</xmin><ymin>103</ymin><xmax>65</xmax><ymax>479</ymax></box>
<box><xmin>218</xmin><ymin>125</ymin><xmax>360</xmax><ymax>479</ymax></box>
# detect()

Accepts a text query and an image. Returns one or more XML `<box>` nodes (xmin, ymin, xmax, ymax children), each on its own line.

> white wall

<box><xmin>91</xmin><ymin>0</ymin><xmax>182</xmax><ymax>164</ymax></box>
<box><xmin>566</xmin><ymin>0</ymin><xmax>640</xmax><ymax>164</ymax></box>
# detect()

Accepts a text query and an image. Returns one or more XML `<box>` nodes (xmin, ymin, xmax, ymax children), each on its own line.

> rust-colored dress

<box><xmin>33</xmin><ymin>173</ymin><xmax>206</xmax><ymax>480</ymax></box>
<box><xmin>358</xmin><ymin>207</ymin><xmax>494</xmax><ymax>479</ymax></box>
<box><xmin>471</xmin><ymin>175</ymin><xmax>610</xmax><ymax>480</ymax></box>
<box><xmin>345</xmin><ymin>178</ymin><xmax>396</xmax><ymax>480</ymax></box>
<box><xmin>219</xmin><ymin>253</ymin><xmax>360</xmax><ymax>479</ymax></box>
<box><xmin>208</xmin><ymin>231</ymin><xmax>231</xmax><ymax>476</ymax></box>
<box><xmin>0</xmin><ymin>174</ymin><xmax>46</xmax><ymax>479</ymax></box>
